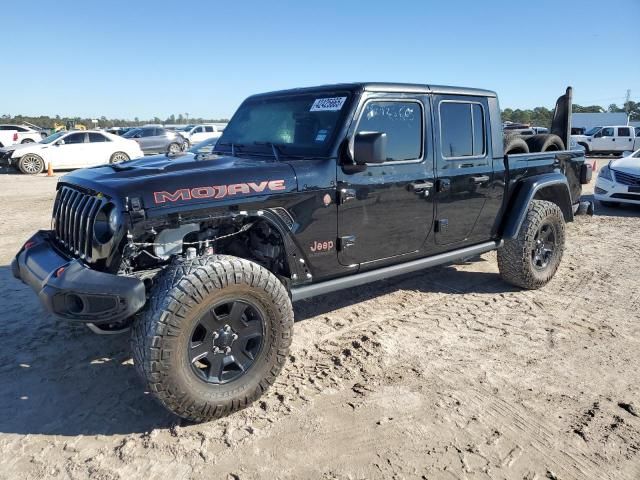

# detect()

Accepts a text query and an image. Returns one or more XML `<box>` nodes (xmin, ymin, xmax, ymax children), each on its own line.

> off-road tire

<box><xmin>504</xmin><ymin>134</ymin><xmax>530</xmax><ymax>155</ymax></box>
<box><xmin>525</xmin><ymin>134</ymin><xmax>565</xmax><ymax>153</ymax></box>
<box><xmin>18</xmin><ymin>154</ymin><xmax>45</xmax><ymax>175</ymax></box>
<box><xmin>498</xmin><ymin>200</ymin><xmax>565</xmax><ymax>289</ymax></box>
<box><xmin>131</xmin><ymin>255</ymin><xmax>293</xmax><ymax>422</ymax></box>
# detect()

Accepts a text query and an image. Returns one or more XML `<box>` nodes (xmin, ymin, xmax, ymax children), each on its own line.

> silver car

<box><xmin>122</xmin><ymin>126</ymin><xmax>186</xmax><ymax>154</ymax></box>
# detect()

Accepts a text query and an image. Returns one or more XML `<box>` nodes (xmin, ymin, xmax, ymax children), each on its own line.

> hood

<box><xmin>60</xmin><ymin>153</ymin><xmax>299</xmax><ymax>210</ymax></box>
<box><xmin>571</xmin><ymin>134</ymin><xmax>590</xmax><ymax>141</ymax></box>
<box><xmin>610</xmin><ymin>155</ymin><xmax>640</xmax><ymax>174</ymax></box>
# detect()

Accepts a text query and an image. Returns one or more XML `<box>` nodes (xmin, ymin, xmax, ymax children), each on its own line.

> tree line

<box><xmin>502</xmin><ymin>101</ymin><xmax>639</xmax><ymax>128</ymax></box>
<box><xmin>0</xmin><ymin>114</ymin><xmax>229</xmax><ymax>130</ymax></box>
<box><xmin>2</xmin><ymin>101</ymin><xmax>638</xmax><ymax>131</ymax></box>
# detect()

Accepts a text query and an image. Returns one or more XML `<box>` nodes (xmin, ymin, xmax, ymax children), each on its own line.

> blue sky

<box><xmin>2</xmin><ymin>0</ymin><xmax>638</xmax><ymax>119</ymax></box>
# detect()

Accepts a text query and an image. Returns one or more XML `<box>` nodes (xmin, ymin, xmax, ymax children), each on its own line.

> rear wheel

<box><xmin>168</xmin><ymin>142</ymin><xmax>181</xmax><ymax>155</ymax></box>
<box><xmin>109</xmin><ymin>151</ymin><xmax>130</xmax><ymax>163</ymax></box>
<box><xmin>18</xmin><ymin>154</ymin><xmax>45</xmax><ymax>174</ymax></box>
<box><xmin>21</xmin><ymin>138</ymin><xmax>35</xmax><ymax>144</ymax></box>
<box><xmin>131</xmin><ymin>255</ymin><xmax>293</xmax><ymax>422</ymax></box>
<box><xmin>498</xmin><ymin>200</ymin><xmax>565</xmax><ymax>289</ymax></box>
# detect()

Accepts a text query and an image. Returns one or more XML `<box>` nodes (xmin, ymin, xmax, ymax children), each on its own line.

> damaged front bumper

<box><xmin>12</xmin><ymin>230</ymin><xmax>146</xmax><ymax>324</ymax></box>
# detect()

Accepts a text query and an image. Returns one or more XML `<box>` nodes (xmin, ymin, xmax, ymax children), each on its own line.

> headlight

<box><xmin>108</xmin><ymin>208</ymin><xmax>120</xmax><ymax>233</ymax></box>
<box><xmin>598</xmin><ymin>164</ymin><xmax>613</xmax><ymax>181</ymax></box>
<box><xmin>94</xmin><ymin>203</ymin><xmax>119</xmax><ymax>244</ymax></box>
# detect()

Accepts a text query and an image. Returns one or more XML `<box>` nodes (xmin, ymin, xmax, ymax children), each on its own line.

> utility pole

<box><xmin>625</xmin><ymin>90</ymin><xmax>631</xmax><ymax>114</ymax></box>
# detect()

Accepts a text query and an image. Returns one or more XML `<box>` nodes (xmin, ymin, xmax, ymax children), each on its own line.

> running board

<box><xmin>291</xmin><ymin>240</ymin><xmax>503</xmax><ymax>302</ymax></box>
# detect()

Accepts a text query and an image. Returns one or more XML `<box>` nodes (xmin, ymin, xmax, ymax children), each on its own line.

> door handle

<box><xmin>409</xmin><ymin>180</ymin><xmax>434</xmax><ymax>192</ymax></box>
<box><xmin>471</xmin><ymin>175</ymin><xmax>490</xmax><ymax>184</ymax></box>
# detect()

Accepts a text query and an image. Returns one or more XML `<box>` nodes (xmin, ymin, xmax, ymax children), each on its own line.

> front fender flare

<box><xmin>502</xmin><ymin>173</ymin><xmax>573</xmax><ymax>240</ymax></box>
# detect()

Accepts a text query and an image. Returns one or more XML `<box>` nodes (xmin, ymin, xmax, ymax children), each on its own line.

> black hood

<box><xmin>60</xmin><ymin>153</ymin><xmax>299</xmax><ymax>211</ymax></box>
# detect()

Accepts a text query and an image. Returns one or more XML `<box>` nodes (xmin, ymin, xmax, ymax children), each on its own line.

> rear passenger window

<box><xmin>356</xmin><ymin>101</ymin><xmax>422</xmax><ymax>162</ymax></box>
<box><xmin>617</xmin><ymin>127</ymin><xmax>631</xmax><ymax>137</ymax></box>
<box><xmin>205</xmin><ymin>126</ymin><xmax>214</xmax><ymax>132</ymax></box>
<box><xmin>440</xmin><ymin>101</ymin><xmax>486</xmax><ymax>158</ymax></box>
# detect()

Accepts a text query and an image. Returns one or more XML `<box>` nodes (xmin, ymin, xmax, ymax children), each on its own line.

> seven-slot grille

<box><xmin>613</xmin><ymin>169</ymin><xmax>640</xmax><ymax>186</ymax></box>
<box><xmin>52</xmin><ymin>185</ymin><xmax>105</xmax><ymax>261</ymax></box>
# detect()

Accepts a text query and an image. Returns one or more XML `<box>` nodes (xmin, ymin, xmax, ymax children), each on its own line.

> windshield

<box><xmin>214</xmin><ymin>92</ymin><xmax>352</xmax><ymax>157</ymax></box>
<box><xmin>585</xmin><ymin>127</ymin><xmax>602</xmax><ymax>136</ymax></box>
<box><xmin>122</xmin><ymin>128</ymin><xmax>141</xmax><ymax>138</ymax></box>
<box><xmin>40</xmin><ymin>131</ymin><xmax>66</xmax><ymax>144</ymax></box>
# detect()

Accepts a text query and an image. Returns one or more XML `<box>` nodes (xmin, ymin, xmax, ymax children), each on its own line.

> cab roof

<box><xmin>251</xmin><ymin>82</ymin><xmax>497</xmax><ymax>99</ymax></box>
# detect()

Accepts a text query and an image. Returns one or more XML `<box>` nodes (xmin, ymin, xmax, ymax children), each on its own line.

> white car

<box><xmin>0</xmin><ymin>124</ymin><xmax>46</xmax><ymax>147</ymax></box>
<box><xmin>0</xmin><ymin>130</ymin><xmax>144</xmax><ymax>175</ymax></box>
<box><xmin>178</xmin><ymin>124</ymin><xmax>225</xmax><ymax>147</ymax></box>
<box><xmin>594</xmin><ymin>149</ymin><xmax>640</xmax><ymax>207</ymax></box>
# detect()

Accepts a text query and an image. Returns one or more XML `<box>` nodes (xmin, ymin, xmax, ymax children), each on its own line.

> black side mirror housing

<box><xmin>353</xmin><ymin>132</ymin><xmax>387</xmax><ymax>165</ymax></box>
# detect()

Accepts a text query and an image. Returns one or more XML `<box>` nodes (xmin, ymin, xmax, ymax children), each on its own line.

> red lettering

<box><xmin>153</xmin><ymin>189</ymin><xmax>191</xmax><ymax>204</ymax></box>
<box><xmin>268</xmin><ymin>179</ymin><xmax>286</xmax><ymax>191</ymax></box>
<box><xmin>214</xmin><ymin>185</ymin><xmax>227</xmax><ymax>199</ymax></box>
<box><xmin>191</xmin><ymin>186</ymin><xmax>215</xmax><ymax>198</ymax></box>
<box><xmin>248</xmin><ymin>181</ymin><xmax>268</xmax><ymax>193</ymax></box>
<box><xmin>228</xmin><ymin>184</ymin><xmax>251</xmax><ymax>195</ymax></box>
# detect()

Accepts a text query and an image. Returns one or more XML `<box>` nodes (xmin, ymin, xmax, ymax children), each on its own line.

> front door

<box><xmin>591</xmin><ymin>127</ymin><xmax>615</xmax><ymax>152</ymax></box>
<box><xmin>433</xmin><ymin>96</ymin><xmax>493</xmax><ymax>245</ymax></box>
<box><xmin>337</xmin><ymin>95</ymin><xmax>435</xmax><ymax>266</ymax></box>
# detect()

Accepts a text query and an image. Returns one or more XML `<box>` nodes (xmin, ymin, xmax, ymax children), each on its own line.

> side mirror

<box><xmin>56</xmin><ymin>139</ymin><xmax>65</xmax><ymax>145</ymax></box>
<box><xmin>134</xmin><ymin>134</ymin><xmax>141</xmax><ymax>138</ymax></box>
<box><xmin>353</xmin><ymin>132</ymin><xmax>387</xmax><ymax>165</ymax></box>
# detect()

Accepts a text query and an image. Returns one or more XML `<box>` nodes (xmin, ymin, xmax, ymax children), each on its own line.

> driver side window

<box><xmin>355</xmin><ymin>100</ymin><xmax>423</xmax><ymax>162</ymax></box>
<box><xmin>601</xmin><ymin>127</ymin><xmax>614</xmax><ymax>137</ymax></box>
<box><xmin>64</xmin><ymin>133</ymin><xmax>86</xmax><ymax>144</ymax></box>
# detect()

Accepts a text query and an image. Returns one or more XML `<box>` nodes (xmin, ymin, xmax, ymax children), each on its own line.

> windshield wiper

<box><xmin>253</xmin><ymin>142</ymin><xmax>284</xmax><ymax>162</ymax></box>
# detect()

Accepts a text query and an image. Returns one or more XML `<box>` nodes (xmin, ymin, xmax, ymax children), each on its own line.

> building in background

<box><xmin>572</xmin><ymin>112</ymin><xmax>629</xmax><ymax>130</ymax></box>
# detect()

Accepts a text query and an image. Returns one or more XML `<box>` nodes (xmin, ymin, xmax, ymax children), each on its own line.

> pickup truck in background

<box><xmin>13</xmin><ymin>83</ymin><xmax>592</xmax><ymax>422</ymax></box>
<box><xmin>177</xmin><ymin>123</ymin><xmax>225</xmax><ymax>148</ymax></box>
<box><xmin>572</xmin><ymin>125</ymin><xmax>640</xmax><ymax>155</ymax></box>
<box><xmin>0</xmin><ymin>124</ymin><xmax>47</xmax><ymax>147</ymax></box>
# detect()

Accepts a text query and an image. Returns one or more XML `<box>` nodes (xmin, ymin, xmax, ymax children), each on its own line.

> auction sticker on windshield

<box><xmin>310</xmin><ymin>97</ymin><xmax>347</xmax><ymax>112</ymax></box>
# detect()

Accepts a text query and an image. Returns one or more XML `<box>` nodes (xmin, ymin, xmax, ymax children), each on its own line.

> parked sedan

<box><xmin>594</xmin><ymin>150</ymin><xmax>640</xmax><ymax>207</ymax></box>
<box><xmin>0</xmin><ymin>130</ymin><xmax>144</xmax><ymax>174</ymax></box>
<box><xmin>122</xmin><ymin>126</ymin><xmax>186</xmax><ymax>154</ymax></box>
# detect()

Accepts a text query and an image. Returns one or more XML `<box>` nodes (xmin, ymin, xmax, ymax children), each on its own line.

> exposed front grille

<box><xmin>52</xmin><ymin>186</ymin><xmax>105</xmax><ymax>261</ymax></box>
<box><xmin>610</xmin><ymin>193</ymin><xmax>640</xmax><ymax>201</ymax></box>
<box><xmin>613</xmin><ymin>169</ymin><xmax>640</xmax><ymax>186</ymax></box>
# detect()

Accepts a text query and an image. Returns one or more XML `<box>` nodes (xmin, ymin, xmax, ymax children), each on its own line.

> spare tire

<box><xmin>504</xmin><ymin>134</ymin><xmax>530</xmax><ymax>155</ymax></box>
<box><xmin>525</xmin><ymin>134</ymin><xmax>565</xmax><ymax>153</ymax></box>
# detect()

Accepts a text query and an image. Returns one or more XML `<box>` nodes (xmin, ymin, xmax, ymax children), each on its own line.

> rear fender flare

<box><xmin>502</xmin><ymin>173</ymin><xmax>573</xmax><ymax>240</ymax></box>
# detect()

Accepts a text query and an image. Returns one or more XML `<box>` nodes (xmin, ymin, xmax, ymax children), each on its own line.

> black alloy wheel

<box><xmin>531</xmin><ymin>222</ymin><xmax>556</xmax><ymax>270</ymax></box>
<box><xmin>189</xmin><ymin>299</ymin><xmax>265</xmax><ymax>384</ymax></box>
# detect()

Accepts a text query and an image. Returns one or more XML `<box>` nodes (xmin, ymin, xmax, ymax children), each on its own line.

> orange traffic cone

<box><xmin>47</xmin><ymin>162</ymin><xmax>53</xmax><ymax>177</ymax></box>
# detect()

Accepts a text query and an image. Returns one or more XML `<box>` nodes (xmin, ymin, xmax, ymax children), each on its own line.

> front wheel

<box><xmin>21</xmin><ymin>138</ymin><xmax>35</xmax><ymax>144</ymax></box>
<box><xmin>18</xmin><ymin>154</ymin><xmax>45</xmax><ymax>174</ymax></box>
<box><xmin>498</xmin><ymin>200</ymin><xmax>566</xmax><ymax>289</ymax></box>
<box><xmin>131</xmin><ymin>256</ymin><xmax>293</xmax><ymax>422</ymax></box>
<box><xmin>168</xmin><ymin>142</ymin><xmax>181</xmax><ymax>155</ymax></box>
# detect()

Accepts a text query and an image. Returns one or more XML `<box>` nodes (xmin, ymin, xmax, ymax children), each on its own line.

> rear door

<box><xmin>86</xmin><ymin>132</ymin><xmax>112</xmax><ymax>165</ymax></box>
<box><xmin>337</xmin><ymin>94</ymin><xmax>435</xmax><ymax>265</ymax></box>
<box><xmin>433</xmin><ymin>95</ymin><xmax>493</xmax><ymax>245</ymax></box>
<box><xmin>616</xmin><ymin>126</ymin><xmax>634</xmax><ymax>152</ymax></box>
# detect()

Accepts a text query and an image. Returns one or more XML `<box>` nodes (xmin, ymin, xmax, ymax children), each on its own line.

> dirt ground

<box><xmin>0</xmin><ymin>163</ymin><xmax>639</xmax><ymax>480</ymax></box>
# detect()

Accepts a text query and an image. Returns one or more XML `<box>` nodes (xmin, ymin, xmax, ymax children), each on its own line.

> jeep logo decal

<box><xmin>153</xmin><ymin>180</ymin><xmax>286</xmax><ymax>204</ymax></box>
<box><xmin>310</xmin><ymin>240</ymin><xmax>334</xmax><ymax>253</ymax></box>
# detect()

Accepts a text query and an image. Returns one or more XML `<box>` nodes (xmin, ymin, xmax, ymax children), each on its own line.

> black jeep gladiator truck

<box><xmin>13</xmin><ymin>83</ymin><xmax>592</xmax><ymax>421</ymax></box>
